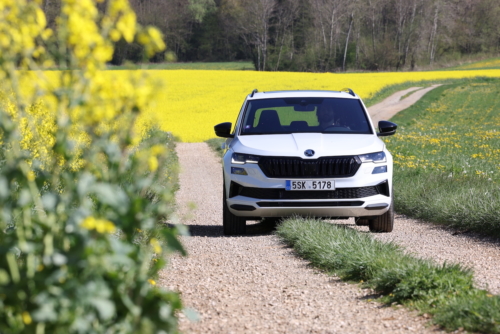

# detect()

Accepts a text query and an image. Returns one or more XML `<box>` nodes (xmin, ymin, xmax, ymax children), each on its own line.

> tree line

<box><xmin>42</xmin><ymin>0</ymin><xmax>500</xmax><ymax>71</ymax></box>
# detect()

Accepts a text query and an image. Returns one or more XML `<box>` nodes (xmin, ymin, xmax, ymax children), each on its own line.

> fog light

<box><xmin>231</xmin><ymin>167</ymin><xmax>248</xmax><ymax>175</ymax></box>
<box><xmin>372</xmin><ymin>166</ymin><xmax>387</xmax><ymax>174</ymax></box>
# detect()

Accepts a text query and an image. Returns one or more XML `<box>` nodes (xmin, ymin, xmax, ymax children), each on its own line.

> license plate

<box><xmin>286</xmin><ymin>180</ymin><xmax>335</xmax><ymax>191</ymax></box>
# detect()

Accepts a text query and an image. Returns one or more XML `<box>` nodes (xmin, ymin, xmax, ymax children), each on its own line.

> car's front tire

<box><xmin>354</xmin><ymin>218</ymin><xmax>369</xmax><ymax>226</ymax></box>
<box><xmin>223</xmin><ymin>181</ymin><xmax>246</xmax><ymax>235</ymax></box>
<box><xmin>368</xmin><ymin>198</ymin><xmax>394</xmax><ymax>233</ymax></box>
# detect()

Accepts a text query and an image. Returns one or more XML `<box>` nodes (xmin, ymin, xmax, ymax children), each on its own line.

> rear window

<box><xmin>240</xmin><ymin>97</ymin><xmax>372</xmax><ymax>135</ymax></box>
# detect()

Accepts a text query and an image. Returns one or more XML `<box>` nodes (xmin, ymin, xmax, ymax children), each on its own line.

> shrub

<box><xmin>0</xmin><ymin>1</ymin><xmax>185</xmax><ymax>333</ymax></box>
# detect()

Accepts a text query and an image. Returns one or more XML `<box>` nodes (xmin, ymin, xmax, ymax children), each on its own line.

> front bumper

<box><xmin>226</xmin><ymin>193</ymin><xmax>390</xmax><ymax>218</ymax></box>
<box><xmin>224</xmin><ymin>151</ymin><xmax>393</xmax><ymax>219</ymax></box>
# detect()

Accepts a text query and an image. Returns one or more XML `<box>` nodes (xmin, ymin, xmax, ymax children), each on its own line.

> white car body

<box><xmin>215</xmin><ymin>89</ymin><xmax>397</xmax><ymax>234</ymax></box>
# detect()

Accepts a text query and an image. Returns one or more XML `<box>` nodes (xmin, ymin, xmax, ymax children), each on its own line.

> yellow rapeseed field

<box><xmin>129</xmin><ymin>69</ymin><xmax>500</xmax><ymax>142</ymax></box>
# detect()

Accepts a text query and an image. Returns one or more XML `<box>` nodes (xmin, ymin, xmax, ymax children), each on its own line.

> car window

<box><xmin>241</xmin><ymin>97</ymin><xmax>372</xmax><ymax>135</ymax></box>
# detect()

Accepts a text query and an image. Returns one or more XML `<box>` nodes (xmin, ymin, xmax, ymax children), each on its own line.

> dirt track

<box><xmin>159</xmin><ymin>87</ymin><xmax>500</xmax><ymax>333</ymax></box>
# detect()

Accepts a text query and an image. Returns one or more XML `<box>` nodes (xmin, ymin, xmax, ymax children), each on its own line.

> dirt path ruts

<box><xmin>368</xmin><ymin>85</ymin><xmax>442</xmax><ymax>124</ymax></box>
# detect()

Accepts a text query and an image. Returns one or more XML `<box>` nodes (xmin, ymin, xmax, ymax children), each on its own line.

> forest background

<box><xmin>43</xmin><ymin>0</ymin><xmax>500</xmax><ymax>72</ymax></box>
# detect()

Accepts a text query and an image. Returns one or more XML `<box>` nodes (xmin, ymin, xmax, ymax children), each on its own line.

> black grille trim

<box><xmin>229</xmin><ymin>181</ymin><xmax>389</xmax><ymax>199</ymax></box>
<box><xmin>257</xmin><ymin>201</ymin><xmax>364</xmax><ymax>207</ymax></box>
<box><xmin>375</xmin><ymin>180</ymin><xmax>390</xmax><ymax>197</ymax></box>
<box><xmin>258</xmin><ymin>156</ymin><xmax>361</xmax><ymax>178</ymax></box>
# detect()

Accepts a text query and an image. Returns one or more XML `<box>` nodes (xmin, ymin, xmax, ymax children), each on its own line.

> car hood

<box><xmin>232</xmin><ymin>133</ymin><xmax>385</xmax><ymax>158</ymax></box>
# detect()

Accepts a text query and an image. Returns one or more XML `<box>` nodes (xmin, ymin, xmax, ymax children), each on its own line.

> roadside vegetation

<box><xmin>384</xmin><ymin>77</ymin><xmax>500</xmax><ymax>236</ymax></box>
<box><xmin>108</xmin><ymin>61</ymin><xmax>254</xmax><ymax>71</ymax></box>
<box><xmin>0</xmin><ymin>1</ymin><xmax>185</xmax><ymax>333</ymax></box>
<box><xmin>449</xmin><ymin>57</ymin><xmax>500</xmax><ymax>71</ymax></box>
<box><xmin>276</xmin><ymin>217</ymin><xmax>500</xmax><ymax>333</ymax></box>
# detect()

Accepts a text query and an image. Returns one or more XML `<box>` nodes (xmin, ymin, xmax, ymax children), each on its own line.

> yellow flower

<box><xmin>150</xmin><ymin>238</ymin><xmax>162</xmax><ymax>254</ymax></box>
<box><xmin>80</xmin><ymin>217</ymin><xmax>116</xmax><ymax>234</ymax></box>
<box><xmin>22</xmin><ymin>311</ymin><xmax>32</xmax><ymax>325</ymax></box>
<box><xmin>148</xmin><ymin>156</ymin><xmax>158</xmax><ymax>172</ymax></box>
<box><xmin>148</xmin><ymin>279</ymin><xmax>156</xmax><ymax>286</ymax></box>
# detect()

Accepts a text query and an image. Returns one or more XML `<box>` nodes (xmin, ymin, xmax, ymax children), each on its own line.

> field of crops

<box><xmin>132</xmin><ymin>69</ymin><xmax>500</xmax><ymax>142</ymax></box>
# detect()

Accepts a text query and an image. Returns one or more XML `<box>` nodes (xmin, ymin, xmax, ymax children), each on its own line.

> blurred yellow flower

<box><xmin>80</xmin><ymin>216</ymin><xmax>116</xmax><ymax>234</ymax></box>
<box><xmin>150</xmin><ymin>238</ymin><xmax>162</xmax><ymax>254</ymax></box>
<box><xmin>22</xmin><ymin>311</ymin><xmax>32</xmax><ymax>325</ymax></box>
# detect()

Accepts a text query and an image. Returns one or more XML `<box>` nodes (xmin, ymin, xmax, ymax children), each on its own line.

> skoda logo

<box><xmin>304</xmin><ymin>149</ymin><xmax>315</xmax><ymax>157</ymax></box>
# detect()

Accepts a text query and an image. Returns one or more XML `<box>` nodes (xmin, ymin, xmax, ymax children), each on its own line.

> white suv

<box><xmin>214</xmin><ymin>89</ymin><xmax>397</xmax><ymax>235</ymax></box>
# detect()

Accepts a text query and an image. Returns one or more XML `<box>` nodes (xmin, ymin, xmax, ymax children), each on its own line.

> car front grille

<box><xmin>258</xmin><ymin>156</ymin><xmax>361</xmax><ymax>178</ymax></box>
<box><xmin>229</xmin><ymin>181</ymin><xmax>390</xmax><ymax>199</ymax></box>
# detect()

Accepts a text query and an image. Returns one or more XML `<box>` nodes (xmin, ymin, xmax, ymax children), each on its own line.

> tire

<box><xmin>222</xmin><ymin>181</ymin><xmax>246</xmax><ymax>235</ymax></box>
<box><xmin>369</xmin><ymin>198</ymin><xmax>394</xmax><ymax>233</ymax></box>
<box><xmin>354</xmin><ymin>218</ymin><xmax>369</xmax><ymax>226</ymax></box>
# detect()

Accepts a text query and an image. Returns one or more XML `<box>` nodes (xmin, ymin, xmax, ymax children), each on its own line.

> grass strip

<box><xmin>205</xmin><ymin>138</ymin><xmax>226</xmax><ymax>159</ymax></box>
<box><xmin>276</xmin><ymin>217</ymin><xmax>500</xmax><ymax>333</ymax></box>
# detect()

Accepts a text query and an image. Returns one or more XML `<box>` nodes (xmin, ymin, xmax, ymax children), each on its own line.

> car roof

<box><xmin>248</xmin><ymin>90</ymin><xmax>359</xmax><ymax>100</ymax></box>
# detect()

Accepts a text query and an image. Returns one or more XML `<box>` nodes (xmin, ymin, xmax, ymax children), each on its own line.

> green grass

<box><xmin>107</xmin><ymin>61</ymin><xmax>255</xmax><ymax>71</ymax></box>
<box><xmin>276</xmin><ymin>217</ymin><xmax>500</xmax><ymax>333</ymax></box>
<box><xmin>206</xmin><ymin>138</ymin><xmax>226</xmax><ymax>159</ymax></box>
<box><xmin>383</xmin><ymin>77</ymin><xmax>500</xmax><ymax>236</ymax></box>
<box><xmin>445</xmin><ymin>57</ymin><xmax>500</xmax><ymax>71</ymax></box>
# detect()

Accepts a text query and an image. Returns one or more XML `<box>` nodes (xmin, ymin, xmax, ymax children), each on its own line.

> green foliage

<box><xmin>0</xmin><ymin>110</ymin><xmax>185</xmax><ymax>333</ymax></box>
<box><xmin>205</xmin><ymin>138</ymin><xmax>226</xmax><ymax>159</ymax></box>
<box><xmin>188</xmin><ymin>0</ymin><xmax>216</xmax><ymax>23</ymax></box>
<box><xmin>0</xmin><ymin>1</ymin><xmax>185</xmax><ymax>333</ymax></box>
<box><xmin>276</xmin><ymin>217</ymin><xmax>499</xmax><ymax>333</ymax></box>
<box><xmin>383</xmin><ymin>78</ymin><xmax>500</xmax><ymax>236</ymax></box>
<box><xmin>108</xmin><ymin>61</ymin><xmax>255</xmax><ymax>71</ymax></box>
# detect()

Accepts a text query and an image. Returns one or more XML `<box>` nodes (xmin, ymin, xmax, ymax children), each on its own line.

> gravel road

<box><xmin>159</xmin><ymin>143</ymin><xmax>441</xmax><ymax>334</ymax></box>
<box><xmin>159</xmin><ymin>87</ymin><xmax>500</xmax><ymax>333</ymax></box>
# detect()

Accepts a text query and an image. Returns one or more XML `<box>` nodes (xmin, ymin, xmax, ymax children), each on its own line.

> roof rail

<box><xmin>341</xmin><ymin>88</ymin><xmax>355</xmax><ymax>97</ymax></box>
<box><xmin>250</xmin><ymin>89</ymin><xmax>258</xmax><ymax>97</ymax></box>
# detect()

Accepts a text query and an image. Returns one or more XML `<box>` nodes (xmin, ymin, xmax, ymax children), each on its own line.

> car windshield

<box><xmin>240</xmin><ymin>97</ymin><xmax>373</xmax><ymax>135</ymax></box>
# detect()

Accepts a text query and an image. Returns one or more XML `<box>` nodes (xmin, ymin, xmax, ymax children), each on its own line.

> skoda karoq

<box><xmin>214</xmin><ymin>89</ymin><xmax>397</xmax><ymax>235</ymax></box>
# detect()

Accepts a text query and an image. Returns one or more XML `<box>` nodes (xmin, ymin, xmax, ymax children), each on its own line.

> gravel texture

<box><xmin>159</xmin><ymin>88</ymin><xmax>500</xmax><ymax>333</ymax></box>
<box><xmin>159</xmin><ymin>143</ymin><xmax>441</xmax><ymax>334</ymax></box>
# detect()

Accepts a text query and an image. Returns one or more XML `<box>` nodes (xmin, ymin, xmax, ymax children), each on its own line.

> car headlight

<box><xmin>231</xmin><ymin>153</ymin><xmax>260</xmax><ymax>164</ymax></box>
<box><xmin>358</xmin><ymin>152</ymin><xmax>386</xmax><ymax>163</ymax></box>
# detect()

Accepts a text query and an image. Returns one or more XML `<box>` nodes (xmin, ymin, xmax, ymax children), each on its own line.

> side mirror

<box><xmin>377</xmin><ymin>120</ymin><xmax>397</xmax><ymax>137</ymax></box>
<box><xmin>214</xmin><ymin>122</ymin><xmax>234</xmax><ymax>138</ymax></box>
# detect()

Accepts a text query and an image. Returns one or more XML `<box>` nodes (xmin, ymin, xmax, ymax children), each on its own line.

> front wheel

<box><xmin>368</xmin><ymin>198</ymin><xmax>394</xmax><ymax>233</ymax></box>
<box><xmin>222</xmin><ymin>182</ymin><xmax>246</xmax><ymax>235</ymax></box>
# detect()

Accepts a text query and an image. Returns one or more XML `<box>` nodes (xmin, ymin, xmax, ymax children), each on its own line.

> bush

<box><xmin>0</xmin><ymin>1</ymin><xmax>185</xmax><ymax>333</ymax></box>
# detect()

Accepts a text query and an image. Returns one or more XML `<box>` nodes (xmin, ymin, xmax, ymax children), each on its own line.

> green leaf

<box><xmin>163</xmin><ymin>231</ymin><xmax>187</xmax><ymax>256</ymax></box>
<box><xmin>182</xmin><ymin>307</ymin><xmax>200</xmax><ymax>322</ymax></box>
<box><xmin>90</xmin><ymin>298</ymin><xmax>116</xmax><ymax>320</ymax></box>
<box><xmin>0</xmin><ymin>176</ymin><xmax>9</xmax><ymax>199</ymax></box>
<box><xmin>92</xmin><ymin>183</ymin><xmax>129</xmax><ymax>213</ymax></box>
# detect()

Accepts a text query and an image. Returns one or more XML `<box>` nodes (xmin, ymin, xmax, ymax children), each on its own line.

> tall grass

<box><xmin>277</xmin><ymin>217</ymin><xmax>500</xmax><ymax>333</ymax></box>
